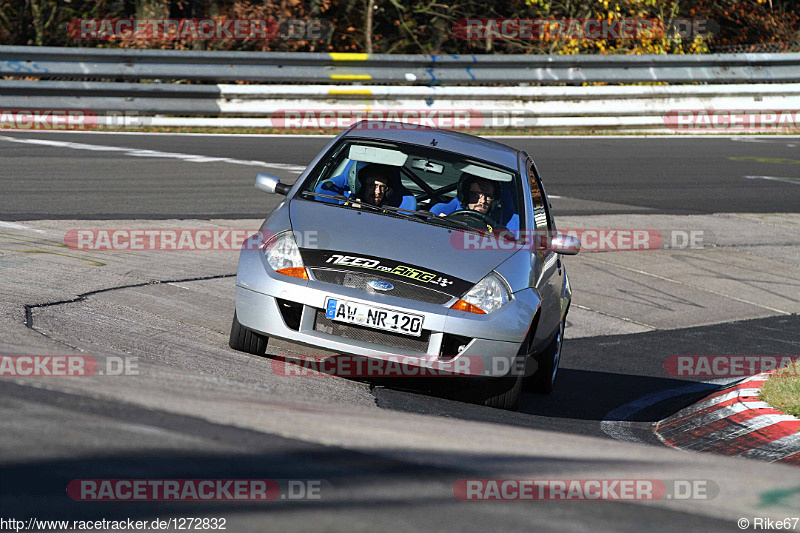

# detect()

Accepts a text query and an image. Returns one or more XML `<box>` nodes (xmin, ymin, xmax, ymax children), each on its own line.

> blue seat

<box><xmin>313</xmin><ymin>161</ymin><xmax>359</xmax><ymax>204</ymax></box>
<box><xmin>498</xmin><ymin>183</ymin><xmax>520</xmax><ymax>236</ymax></box>
<box><xmin>430</xmin><ymin>197</ymin><xmax>460</xmax><ymax>216</ymax></box>
<box><xmin>386</xmin><ymin>171</ymin><xmax>417</xmax><ymax>211</ymax></box>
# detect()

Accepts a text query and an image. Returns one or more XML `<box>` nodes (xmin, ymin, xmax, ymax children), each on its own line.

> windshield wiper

<box><xmin>420</xmin><ymin>214</ymin><xmax>474</xmax><ymax>231</ymax></box>
<box><xmin>303</xmin><ymin>191</ymin><xmax>431</xmax><ymax>219</ymax></box>
<box><xmin>300</xmin><ymin>191</ymin><xmax>351</xmax><ymax>203</ymax></box>
<box><xmin>355</xmin><ymin>203</ymin><xmax>472</xmax><ymax>228</ymax></box>
<box><xmin>423</xmin><ymin>213</ymin><xmax>512</xmax><ymax>236</ymax></box>
<box><xmin>386</xmin><ymin>206</ymin><xmax>490</xmax><ymax>233</ymax></box>
<box><xmin>302</xmin><ymin>191</ymin><xmax>497</xmax><ymax>233</ymax></box>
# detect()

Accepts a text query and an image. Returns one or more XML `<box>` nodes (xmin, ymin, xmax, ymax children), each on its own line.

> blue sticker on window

<box><xmin>326</xmin><ymin>299</ymin><xmax>338</xmax><ymax>318</ymax></box>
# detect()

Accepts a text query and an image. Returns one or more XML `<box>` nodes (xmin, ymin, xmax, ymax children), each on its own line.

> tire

<box><xmin>530</xmin><ymin>317</ymin><xmax>565</xmax><ymax>394</ymax></box>
<box><xmin>465</xmin><ymin>330</ymin><xmax>531</xmax><ymax>411</ymax></box>
<box><xmin>481</xmin><ymin>353</ymin><xmax>525</xmax><ymax>411</ymax></box>
<box><xmin>228</xmin><ymin>310</ymin><xmax>268</xmax><ymax>356</ymax></box>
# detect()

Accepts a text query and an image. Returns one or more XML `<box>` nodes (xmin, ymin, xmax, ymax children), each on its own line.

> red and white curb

<box><xmin>655</xmin><ymin>372</ymin><xmax>800</xmax><ymax>465</ymax></box>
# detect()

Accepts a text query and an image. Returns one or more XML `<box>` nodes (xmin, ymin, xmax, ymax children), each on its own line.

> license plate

<box><xmin>324</xmin><ymin>297</ymin><xmax>424</xmax><ymax>337</ymax></box>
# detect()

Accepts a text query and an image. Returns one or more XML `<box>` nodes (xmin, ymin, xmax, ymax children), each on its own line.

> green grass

<box><xmin>760</xmin><ymin>361</ymin><xmax>800</xmax><ymax>418</ymax></box>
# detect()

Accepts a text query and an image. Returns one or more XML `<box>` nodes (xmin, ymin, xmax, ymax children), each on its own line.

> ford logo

<box><xmin>368</xmin><ymin>280</ymin><xmax>394</xmax><ymax>292</ymax></box>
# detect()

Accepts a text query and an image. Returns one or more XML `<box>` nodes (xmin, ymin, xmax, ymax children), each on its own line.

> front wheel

<box><xmin>481</xmin><ymin>350</ymin><xmax>525</xmax><ymax>411</ymax></box>
<box><xmin>228</xmin><ymin>310</ymin><xmax>269</xmax><ymax>356</ymax></box>
<box><xmin>529</xmin><ymin>317</ymin><xmax>565</xmax><ymax>394</ymax></box>
<box><xmin>463</xmin><ymin>329</ymin><xmax>532</xmax><ymax>411</ymax></box>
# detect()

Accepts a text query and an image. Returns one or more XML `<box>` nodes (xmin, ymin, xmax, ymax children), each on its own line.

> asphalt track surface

<box><xmin>2</xmin><ymin>131</ymin><xmax>800</xmax><ymax>532</ymax></box>
<box><xmin>1</xmin><ymin>132</ymin><xmax>800</xmax><ymax>219</ymax></box>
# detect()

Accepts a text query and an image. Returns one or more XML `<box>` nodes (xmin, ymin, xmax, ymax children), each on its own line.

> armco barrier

<box><xmin>2</xmin><ymin>46</ymin><xmax>800</xmax><ymax>130</ymax></box>
<box><xmin>2</xmin><ymin>46</ymin><xmax>800</xmax><ymax>84</ymax></box>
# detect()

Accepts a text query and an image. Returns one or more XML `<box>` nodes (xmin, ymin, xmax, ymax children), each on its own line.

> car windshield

<box><xmin>298</xmin><ymin>139</ymin><xmax>524</xmax><ymax>235</ymax></box>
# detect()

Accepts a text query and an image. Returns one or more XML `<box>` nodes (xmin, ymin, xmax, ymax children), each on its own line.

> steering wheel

<box><xmin>445</xmin><ymin>209</ymin><xmax>499</xmax><ymax>230</ymax></box>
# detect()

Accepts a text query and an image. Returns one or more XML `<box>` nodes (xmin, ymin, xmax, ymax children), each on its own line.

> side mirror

<box><xmin>550</xmin><ymin>233</ymin><xmax>580</xmax><ymax>255</ymax></box>
<box><xmin>255</xmin><ymin>173</ymin><xmax>291</xmax><ymax>195</ymax></box>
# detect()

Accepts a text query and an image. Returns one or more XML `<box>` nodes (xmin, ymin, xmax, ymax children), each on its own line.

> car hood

<box><xmin>290</xmin><ymin>199</ymin><xmax>518</xmax><ymax>287</ymax></box>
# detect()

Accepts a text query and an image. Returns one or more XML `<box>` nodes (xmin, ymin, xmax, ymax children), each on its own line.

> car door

<box><xmin>526</xmin><ymin>158</ymin><xmax>563</xmax><ymax>344</ymax></box>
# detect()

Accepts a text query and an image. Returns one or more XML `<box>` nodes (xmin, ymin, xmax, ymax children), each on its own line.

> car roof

<box><xmin>342</xmin><ymin>121</ymin><xmax>521</xmax><ymax>171</ymax></box>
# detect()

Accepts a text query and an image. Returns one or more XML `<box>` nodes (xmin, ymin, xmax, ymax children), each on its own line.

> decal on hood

<box><xmin>300</xmin><ymin>249</ymin><xmax>473</xmax><ymax>297</ymax></box>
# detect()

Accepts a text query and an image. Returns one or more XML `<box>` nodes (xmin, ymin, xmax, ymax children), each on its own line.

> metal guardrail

<box><xmin>3</xmin><ymin>79</ymin><xmax>800</xmax><ymax>131</ymax></box>
<box><xmin>3</xmin><ymin>80</ymin><xmax>800</xmax><ymax>115</ymax></box>
<box><xmin>1</xmin><ymin>80</ymin><xmax>222</xmax><ymax>115</ymax></box>
<box><xmin>2</xmin><ymin>45</ymin><xmax>800</xmax><ymax>84</ymax></box>
<box><xmin>2</xmin><ymin>46</ymin><xmax>800</xmax><ymax>131</ymax></box>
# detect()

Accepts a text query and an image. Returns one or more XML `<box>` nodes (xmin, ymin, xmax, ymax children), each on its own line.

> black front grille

<box><xmin>311</xmin><ymin>268</ymin><xmax>453</xmax><ymax>305</ymax></box>
<box><xmin>440</xmin><ymin>333</ymin><xmax>472</xmax><ymax>360</ymax></box>
<box><xmin>314</xmin><ymin>310</ymin><xmax>430</xmax><ymax>352</ymax></box>
<box><xmin>276</xmin><ymin>298</ymin><xmax>302</xmax><ymax>330</ymax></box>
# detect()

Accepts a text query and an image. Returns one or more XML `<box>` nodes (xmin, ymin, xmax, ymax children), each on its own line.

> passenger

<box><xmin>356</xmin><ymin>164</ymin><xmax>393</xmax><ymax>207</ymax></box>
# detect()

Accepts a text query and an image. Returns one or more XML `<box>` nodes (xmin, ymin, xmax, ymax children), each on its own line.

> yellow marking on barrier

<box><xmin>329</xmin><ymin>53</ymin><xmax>369</xmax><ymax>61</ymax></box>
<box><xmin>330</xmin><ymin>74</ymin><xmax>372</xmax><ymax>81</ymax></box>
<box><xmin>329</xmin><ymin>89</ymin><xmax>373</xmax><ymax>96</ymax></box>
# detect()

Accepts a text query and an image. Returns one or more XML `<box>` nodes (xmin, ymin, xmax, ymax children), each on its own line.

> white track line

<box><xmin>583</xmin><ymin>255</ymin><xmax>793</xmax><ymax>316</ymax></box>
<box><xmin>0</xmin><ymin>221</ymin><xmax>46</xmax><ymax>233</ymax></box>
<box><xmin>0</xmin><ymin>135</ymin><xmax>306</xmax><ymax>173</ymax></box>
<box><xmin>0</xmin><ymin>129</ymin><xmax>336</xmax><ymax>138</ymax></box>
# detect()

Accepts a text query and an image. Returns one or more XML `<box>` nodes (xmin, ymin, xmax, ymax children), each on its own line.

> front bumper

<box><xmin>235</xmin><ymin>245</ymin><xmax>541</xmax><ymax>378</ymax></box>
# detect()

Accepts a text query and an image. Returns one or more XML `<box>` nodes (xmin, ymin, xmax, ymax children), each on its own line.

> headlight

<box><xmin>263</xmin><ymin>232</ymin><xmax>308</xmax><ymax>279</ymax></box>
<box><xmin>451</xmin><ymin>272</ymin><xmax>510</xmax><ymax>314</ymax></box>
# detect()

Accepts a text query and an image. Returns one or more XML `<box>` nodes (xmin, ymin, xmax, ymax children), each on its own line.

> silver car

<box><xmin>229</xmin><ymin>122</ymin><xmax>579</xmax><ymax>410</ymax></box>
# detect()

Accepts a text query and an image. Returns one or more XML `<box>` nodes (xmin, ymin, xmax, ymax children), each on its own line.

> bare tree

<box><xmin>364</xmin><ymin>0</ymin><xmax>374</xmax><ymax>53</ymax></box>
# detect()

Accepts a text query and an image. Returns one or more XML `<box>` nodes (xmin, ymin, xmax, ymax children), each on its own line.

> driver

<box><xmin>430</xmin><ymin>172</ymin><xmax>518</xmax><ymax>235</ymax></box>
<box><xmin>436</xmin><ymin>174</ymin><xmax>498</xmax><ymax>221</ymax></box>
<box><xmin>464</xmin><ymin>176</ymin><xmax>496</xmax><ymax>215</ymax></box>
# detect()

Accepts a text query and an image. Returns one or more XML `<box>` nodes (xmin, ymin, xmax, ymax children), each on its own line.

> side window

<box><xmin>528</xmin><ymin>163</ymin><xmax>550</xmax><ymax>231</ymax></box>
